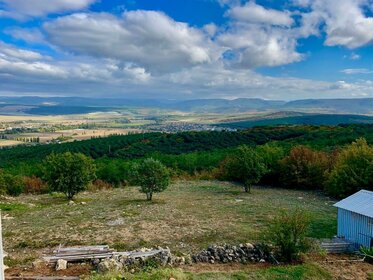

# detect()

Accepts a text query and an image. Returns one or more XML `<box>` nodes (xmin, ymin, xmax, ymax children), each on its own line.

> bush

<box><xmin>23</xmin><ymin>176</ymin><xmax>47</xmax><ymax>194</ymax></box>
<box><xmin>88</xmin><ymin>179</ymin><xmax>113</xmax><ymax>192</ymax></box>
<box><xmin>266</xmin><ymin>209</ymin><xmax>311</xmax><ymax>263</ymax></box>
<box><xmin>0</xmin><ymin>172</ymin><xmax>24</xmax><ymax>196</ymax></box>
<box><xmin>326</xmin><ymin>138</ymin><xmax>373</xmax><ymax>197</ymax></box>
<box><xmin>279</xmin><ymin>146</ymin><xmax>330</xmax><ymax>190</ymax></box>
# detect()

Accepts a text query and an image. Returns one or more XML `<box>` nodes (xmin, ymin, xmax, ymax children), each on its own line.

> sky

<box><xmin>1</xmin><ymin>0</ymin><xmax>373</xmax><ymax>100</ymax></box>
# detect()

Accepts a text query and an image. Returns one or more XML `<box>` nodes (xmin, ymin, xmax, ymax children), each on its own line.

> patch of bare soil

<box><xmin>316</xmin><ymin>254</ymin><xmax>372</xmax><ymax>280</ymax></box>
<box><xmin>6</xmin><ymin>263</ymin><xmax>92</xmax><ymax>278</ymax></box>
<box><xmin>181</xmin><ymin>262</ymin><xmax>270</xmax><ymax>273</ymax></box>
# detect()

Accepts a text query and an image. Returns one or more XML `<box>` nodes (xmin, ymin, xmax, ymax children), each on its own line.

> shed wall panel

<box><xmin>337</xmin><ymin>208</ymin><xmax>373</xmax><ymax>248</ymax></box>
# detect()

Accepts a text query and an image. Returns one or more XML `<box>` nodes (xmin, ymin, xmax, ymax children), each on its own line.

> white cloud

<box><xmin>4</xmin><ymin>27</ymin><xmax>46</xmax><ymax>44</ymax></box>
<box><xmin>217</xmin><ymin>2</ymin><xmax>302</xmax><ymax>68</ymax></box>
<box><xmin>218</xmin><ymin>25</ymin><xmax>303</xmax><ymax>68</ymax></box>
<box><xmin>44</xmin><ymin>11</ymin><xmax>217</xmax><ymax>73</ymax></box>
<box><xmin>294</xmin><ymin>0</ymin><xmax>373</xmax><ymax>49</ymax></box>
<box><xmin>341</xmin><ymin>68</ymin><xmax>372</xmax><ymax>74</ymax></box>
<box><xmin>1</xmin><ymin>42</ymin><xmax>373</xmax><ymax>100</ymax></box>
<box><xmin>350</xmin><ymin>53</ymin><xmax>361</xmax><ymax>60</ymax></box>
<box><xmin>0</xmin><ymin>42</ymin><xmax>45</xmax><ymax>61</ymax></box>
<box><xmin>226</xmin><ymin>1</ymin><xmax>294</xmax><ymax>27</ymax></box>
<box><xmin>0</xmin><ymin>0</ymin><xmax>95</xmax><ymax>18</ymax></box>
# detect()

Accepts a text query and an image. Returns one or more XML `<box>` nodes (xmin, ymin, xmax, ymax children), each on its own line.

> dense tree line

<box><xmin>0</xmin><ymin>125</ymin><xmax>372</xmax><ymax>198</ymax></box>
<box><xmin>0</xmin><ymin>124</ymin><xmax>372</xmax><ymax>168</ymax></box>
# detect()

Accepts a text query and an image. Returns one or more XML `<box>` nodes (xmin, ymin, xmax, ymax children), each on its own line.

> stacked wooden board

<box><xmin>43</xmin><ymin>245</ymin><xmax>164</xmax><ymax>263</ymax></box>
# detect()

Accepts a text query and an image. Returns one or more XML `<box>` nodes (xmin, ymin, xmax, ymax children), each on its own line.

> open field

<box><xmin>12</xmin><ymin>128</ymin><xmax>141</xmax><ymax>143</ymax></box>
<box><xmin>0</xmin><ymin>140</ymin><xmax>24</xmax><ymax>147</ymax></box>
<box><xmin>4</xmin><ymin>181</ymin><xmax>372</xmax><ymax>279</ymax></box>
<box><xmin>2</xmin><ymin>181</ymin><xmax>337</xmax><ymax>265</ymax></box>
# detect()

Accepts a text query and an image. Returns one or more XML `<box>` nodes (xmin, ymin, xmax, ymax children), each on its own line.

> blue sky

<box><xmin>0</xmin><ymin>0</ymin><xmax>373</xmax><ymax>100</ymax></box>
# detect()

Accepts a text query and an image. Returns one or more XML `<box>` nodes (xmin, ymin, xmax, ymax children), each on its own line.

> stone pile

<box><xmin>192</xmin><ymin>243</ymin><xmax>272</xmax><ymax>264</ymax></box>
<box><xmin>96</xmin><ymin>247</ymin><xmax>173</xmax><ymax>273</ymax></box>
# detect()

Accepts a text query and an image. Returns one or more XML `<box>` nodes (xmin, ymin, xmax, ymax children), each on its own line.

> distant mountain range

<box><xmin>0</xmin><ymin>96</ymin><xmax>372</xmax><ymax>115</ymax></box>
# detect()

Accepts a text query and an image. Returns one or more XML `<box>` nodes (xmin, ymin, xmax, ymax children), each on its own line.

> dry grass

<box><xmin>0</xmin><ymin>140</ymin><xmax>24</xmax><ymax>147</ymax></box>
<box><xmin>1</xmin><ymin>181</ymin><xmax>337</xmax><ymax>265</ymax></box>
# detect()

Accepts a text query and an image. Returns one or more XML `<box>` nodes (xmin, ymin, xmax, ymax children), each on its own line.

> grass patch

<box><xmin>87</xmin><ymin>264</ymin><xmax>332</xmax><ymax>280</ymax></box>
<box><xmin>0</xmin><ymin>203</ymin><xmax>28</xmax><ymax>212</ymax></box>
<box><xmin>2</xmin><ymin>181</ymin><xmax>337</xmax><ymax>260</ymax></box>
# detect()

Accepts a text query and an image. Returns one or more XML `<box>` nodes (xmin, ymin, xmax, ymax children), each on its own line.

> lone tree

<box><xmin>131</xmin><ymin>158</ymin><xmax>170</xmax><ymax>201</ymax></box>
<box><xmin>223</xmin><ymin>145</ymin><xmax>267</xmax><ymax>193</ymax></box>
<box><xmin>43</xmin><ymin>152</ymin><xmax>96</xmax><ymax>200</ymax></box>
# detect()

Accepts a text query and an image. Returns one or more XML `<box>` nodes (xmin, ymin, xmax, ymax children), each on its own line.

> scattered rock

<box><xmin>3</xmin><ymin>214</ymin><xmax>14</xmax><ymax>220</ymax></box>
<box><xmin>97</xmin><ymin>258</ymin><xmax>123</xmax><ymax>273</ymax></box>
<box><xmin>56</xmin><ymin>259</ymin><xmax>68</xmax><ymax>271</ymax></box>
<box><xmin>80</xmin><ymin>202</ymin><xmax>87</xmax><ymax>205</ymax></box>
<box><xmin>107</xmin><ymin>218</ymin><xmax>125</xmax><ymax>226</ymax></box>
<box><xmin>96</xmin><ymin>247</ymin><xmax>172</xmax><ymax>272</ymax></box>
<box><xmin>32</xmin><ymin>259</ymin><xmax>47</xmax><ymax>269</ymax></box>
<box><xmin>68</xmin><ymin>200</ymin><xmax>75</xmax><ymax>206</ymax></box>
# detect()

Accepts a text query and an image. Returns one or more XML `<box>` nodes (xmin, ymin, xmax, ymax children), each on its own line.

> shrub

<box><xmin>88</xmin><ymin>179</ymin><xmax>113</xmax><ymax>192</ymax></box>
<box><xmin>326</xmin><ymin>138</ymin><xmax>373</xmax><ymax>197</ymax></box>
<box><xmin>360</xmin><ymin>247</ymin><xmax>373</xmax><ymax>264</ymax></box>
<box><xmin>23</xmin><ymin>176</ymin><xmax>47</xmax><ymax>194</ymax></box>
<box><xmin>279</xmin><ymin>146</ymin><xmax>330</xmax><ymax>190</ymax></box>
<box><xmin>0</xmin><ymin>172</ymin><xmax>24</xmax><ymax>196</ymax></box>
<box><xmin>266</xmin><ymin>209</ymin><xmax>311</xmax><ymax>263</ymax></box>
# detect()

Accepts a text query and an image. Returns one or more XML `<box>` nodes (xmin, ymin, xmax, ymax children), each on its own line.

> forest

<box><xmin>0</xmin><ymin>124</ymin><xmax>372</xmax><ymax>199</ymax></box>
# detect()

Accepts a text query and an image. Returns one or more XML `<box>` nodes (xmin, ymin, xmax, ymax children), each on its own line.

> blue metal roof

<box><xmin>334</xmin><ymin>190</ymin><xmax>373</xmax><ymax>218</ymax></box>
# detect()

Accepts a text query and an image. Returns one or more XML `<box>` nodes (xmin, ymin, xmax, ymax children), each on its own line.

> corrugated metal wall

<box><xmin>337</xmin><ymin>208</ymin><xmax>373</xmax><ymax>248</ymax></box>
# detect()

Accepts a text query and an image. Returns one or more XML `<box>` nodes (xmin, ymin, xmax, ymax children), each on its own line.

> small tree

<box><xmin>266</xmin><ymin>209</ymin><xmax>311</xmax><ymax>263</ymax></box>
<box><xmin>43</xmin><ymin>152</ymin><xmax>96</xmax><ymax>200</ymax></box>
<box><xmin>279</xmin><ymin>146</ymin><xmax>330</xmax><ymax>190</ymax></box>
<box><xmin>326</xmin><ymin>138</ymin><xmax>373</xmax><ymax>197</ymax></box>
<box><xmin>222</xmin><ymin>145</ymin><xmax>267</xmax><ymax>193</ymax></box>
<box><xmin>131</xmin><ymin>158</ymin><xmax>170</xmax><ymax>201</ymax></box>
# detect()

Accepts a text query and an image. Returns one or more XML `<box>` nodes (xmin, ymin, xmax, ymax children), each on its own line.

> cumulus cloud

<box><xmin>2</xmin><ymin>1</ymin><xmax>373</xmax><ymax>99</ymax></box>
<box><xmin>0</xmin><ymin>0</ymin><xmax>96</xmax><ymax>18</ymax></box>
<box><xmin>218</xmin><ymin>25</ymin><xmax>303</xmax><ymax>68</ymax></box>
<box><xmin>217</xmin><ymin>2</ymin><xmax>302</xmax><ymax>68</ymax></box>
<box><xmin>294</xmin><ymin>0</ymin><xmax>373</xmax><ymax>48</ymax></box>
<box><xmin>1</xmin><ymin>42</ymin><xmax>373</xmax><ymax>100</ymax></box>
<box><xmin>43</xmin><ymin>11</ymin><xmax>217</xmax><ymax>73</ymax></box>
<box><xmin>226</xmin><ymin>1</ymin><xmax>294</xmax><ymax>27</ymax></box>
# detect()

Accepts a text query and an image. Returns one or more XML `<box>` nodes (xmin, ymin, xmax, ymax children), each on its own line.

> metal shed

<box><xmin>334</xmin><ymin>190</ymin><xmax>373</xmax><ymax>248</ymax></box>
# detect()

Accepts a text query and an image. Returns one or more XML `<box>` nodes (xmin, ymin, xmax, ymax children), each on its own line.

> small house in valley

<box><xmin>334</xmin><ymin>190</ymin><xmax>373</xmax><ymax>248</ymax></box>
